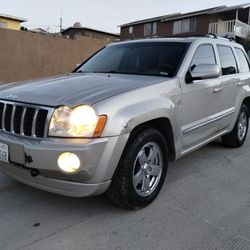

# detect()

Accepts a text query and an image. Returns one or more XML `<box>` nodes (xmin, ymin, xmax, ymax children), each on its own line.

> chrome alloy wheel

<box><xmin>238</xmin><ymin>110</ymin><xmax>248</xmax><ymax>141</ymax></box>
<box><xmin>132</xmin><ymin>142</ymin><xmax>163</xmax><ymax>197</ymax></box>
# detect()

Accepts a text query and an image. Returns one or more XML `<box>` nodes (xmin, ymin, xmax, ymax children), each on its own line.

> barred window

<box><xmin>144</xmin><ymin>22</ymin><xmax>157</xmax><ymax>37</ymax></box>
<box><xmin>173</xmin><ymin>17</ymin><xmax>196</xmax><ymax>34</ymax></box>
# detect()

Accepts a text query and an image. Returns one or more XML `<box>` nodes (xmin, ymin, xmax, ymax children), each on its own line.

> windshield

<box><xmin>76</xmin><ymin>42</ymin><xmax>190</xmax><ymax>77</ymax></box>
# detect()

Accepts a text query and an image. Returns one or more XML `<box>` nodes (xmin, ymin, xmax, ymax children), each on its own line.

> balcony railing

<box><xmin>208</xmin><ymin>20</ymin><xmax>250</xmax><ymax>39</ymax></box>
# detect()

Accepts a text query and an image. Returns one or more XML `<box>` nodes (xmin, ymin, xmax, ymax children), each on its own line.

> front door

<box><xmin>180</xmin><ymin>44</ymin><xmax>223</xmax><ymax>153</ymax></box>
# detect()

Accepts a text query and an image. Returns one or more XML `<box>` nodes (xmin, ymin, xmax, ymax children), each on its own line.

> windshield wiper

<box><xmin>75</xmin><ymin>70</ymin><xmax>119</xmax><ymax>74</ymax></box>
<box><xmin>75</xmin><ymin>70</ymin><xmax>169</xmax><ymax>77</ymax></box>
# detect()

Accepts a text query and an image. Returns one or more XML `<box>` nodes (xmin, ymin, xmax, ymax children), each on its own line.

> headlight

<box><xmin>49</xmin><ymin>105</ymin><xmax>107</xmax><ymax>138</ymax></box>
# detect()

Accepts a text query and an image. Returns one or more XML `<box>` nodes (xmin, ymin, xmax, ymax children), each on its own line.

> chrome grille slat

<box><xmin>10</xmin><ymin>105</ymin><xmax>16</xmax><ymax>133</ymax></box>
<box><xmin>31</xmin><ymin>109</ymin><xmax>39</xmax><ymax>137</ymax></box>
<box><xmin>2</xmin><ymin>103</ymin><xmax>6</xmax><ymax>131</ymax></box>
<box><xmin>0</xmin><ymin>100</ymin><xmax>53</xmax><ymax>139</ymax></box>
<box><xmin>20</xmin><ymin>107</ymin><xmax>27</xmax><ymax>136</ymax></box>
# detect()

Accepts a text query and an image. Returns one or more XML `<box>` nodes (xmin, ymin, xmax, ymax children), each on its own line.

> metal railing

<box><xmin>209</xmin><ymin>20</ymin><xmax>250</xmax><ymax>39</ymax></box>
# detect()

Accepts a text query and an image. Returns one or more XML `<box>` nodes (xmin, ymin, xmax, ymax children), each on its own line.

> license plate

<box><xmin>0</xmin><ymin>143</ymin><xmax>9</xmax><ymax>163</ymax></box>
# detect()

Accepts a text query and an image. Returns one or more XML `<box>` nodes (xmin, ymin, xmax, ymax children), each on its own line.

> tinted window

<box><xmin>217</xmin><ymin>45</ymin><xmax>237</xmax><ymax>75</ymax></box>
<box><xmin>77</xmin><ymin>42</ymin><xmax>189</xmax><ymax>78</ymax></box>
<box><xmin>235</xmin><ymin>48</ymin><xmax>250</xmax><ymax>73</ymax></box>
<box><xmin>191</xmin><ymin>44</ymin><xmax>216</xmax><ymax>68</ymax></box>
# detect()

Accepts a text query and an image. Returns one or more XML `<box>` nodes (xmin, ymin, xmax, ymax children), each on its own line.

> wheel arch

<box><xmin>242</xmin><ymin>97</ymin><xmax>250</xmax><ymax>115</ymax></box>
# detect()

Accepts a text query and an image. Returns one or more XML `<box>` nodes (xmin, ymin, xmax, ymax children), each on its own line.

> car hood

<box><xmin>0</xmin><ymin>73</ymin><xmax>167</xmax><ymax>107</ymax></box>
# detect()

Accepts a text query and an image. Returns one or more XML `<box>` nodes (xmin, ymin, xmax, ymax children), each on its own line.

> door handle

<box><xmin>213</xmin><ymin>86</ymin><xmax>224</xmax><ymax>93</ymax></box>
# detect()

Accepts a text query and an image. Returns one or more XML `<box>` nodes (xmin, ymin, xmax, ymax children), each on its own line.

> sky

<box><xmin>0</xmin><ymin>0</ymin><xmax>249</xmax><ymax>33</ymax></box>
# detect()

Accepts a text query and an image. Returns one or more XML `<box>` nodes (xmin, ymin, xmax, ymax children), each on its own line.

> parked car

<box><xmin>0</xmin><ymin>36</ymin><xmax>249</xmax><ymax>209</ymax></box>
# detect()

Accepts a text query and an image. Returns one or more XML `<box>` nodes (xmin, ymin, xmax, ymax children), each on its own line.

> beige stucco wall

<box><xmin>0</xmin><ymin>29</ymin><xmax>109</xmax><ymax>83</ymax></box>
<box><xmin>0</xmin><ymin>17</ymin><xmax>21</xmax><ymax>30</ymax></box>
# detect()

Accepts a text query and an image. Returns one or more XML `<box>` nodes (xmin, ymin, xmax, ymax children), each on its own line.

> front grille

<box><xmin>0</xmin><ymin>101</ymin><xmax>53</xmax><ymax>138</ymax></box>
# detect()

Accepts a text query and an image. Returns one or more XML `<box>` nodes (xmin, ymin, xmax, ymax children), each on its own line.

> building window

<box><xmin>128</xmin><ymin>26</ymin><xmax>133</xmax><ymax>34</ymax></box>
<box><xmin>0</xmin><ymin>21</ymin><xmax>8</xmax><ymax>29</ymax></box>
<box><xmin>144</xmin><ymin>22</ymin><xmax>157</xmax><ymax>37</ymax></box>
<box><xmin>173</xmin><ymin>17</ymin><xmax>196</xmax><ymax>34</ymax></box>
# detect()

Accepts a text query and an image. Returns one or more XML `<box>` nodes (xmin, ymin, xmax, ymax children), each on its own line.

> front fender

<box><xmin>93</xmin><ymin>79</ymin><xmax>182</xmax><ymax>155</ymax></box>
<box><xmin>97</xmin><ymin>97</ymin><xmax>176</xmax><ymax>136</ymax></box>
<box><xmin>120</xmin><ymin>100</ymin><xmax>175</xmax><ymax>134</ymax></box>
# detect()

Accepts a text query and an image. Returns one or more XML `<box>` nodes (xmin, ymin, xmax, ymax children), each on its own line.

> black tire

<box><xmin>221</xmin><ymin>104</ymin><xmax>249</xmax><ymax>147</ymax></box>
<box><xmin>106</xmin><ymin>126</ymin><xmax>168</xmax><ymax>209</ymax></box>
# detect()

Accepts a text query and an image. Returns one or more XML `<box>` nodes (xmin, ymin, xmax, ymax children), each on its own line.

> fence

<box><xmin>0</xmin><ymin>29</ymin><xmax>109</xmax><ymax>83</ymax></box>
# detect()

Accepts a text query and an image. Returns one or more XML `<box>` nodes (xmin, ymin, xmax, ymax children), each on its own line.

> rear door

<box><xmin>216</xmin><ymin>45</ymin><xmax>241</xmax><ymax>131</ymax></box>
<box><xmin>234</xmin><ymin>47</ymin><xmax>250</xmax><ymax>93</ymax></box>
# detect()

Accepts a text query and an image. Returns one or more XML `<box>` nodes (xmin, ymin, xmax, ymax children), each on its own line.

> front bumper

<box><xmin>0</xmin><ymin>162</ymin><xmax>111</xmax><ymax>197</ymax></box>
<box><xmin>0</xmin><ymin>132</ymin><xmax>128</xmax><ymax>197</ymax></box>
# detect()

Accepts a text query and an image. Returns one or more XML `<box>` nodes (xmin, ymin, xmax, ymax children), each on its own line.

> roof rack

<box><xmin>204</xmin><ymin>33</ymin><xmax>218</xmax><ymax>38</ymax></box>
<box><xmin>204</xmin><ymin>33</ymin><xmax>235</xmax><ymax>42</ymax></box>
<box><xmin>141</xmin><ymin>34</ymin><xmax>237</xmax><ymax>43</ymax></box>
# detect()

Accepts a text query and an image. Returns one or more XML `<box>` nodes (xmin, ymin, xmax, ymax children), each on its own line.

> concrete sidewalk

<box><xmin>1</xmin><ymin>136</ymin><xmax>250</xmax><ymax>250</ymax></box>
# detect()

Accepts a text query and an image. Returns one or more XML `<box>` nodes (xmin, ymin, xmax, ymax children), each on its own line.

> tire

<box><xmin>106</xmin><ymin>126</ymin><xmax>168</xmax><ymax>209</ymax></box>
<box><xmin>221</xmin><ymin>104</ymin><xmax>249</xmax><ymax>147</ymax></box>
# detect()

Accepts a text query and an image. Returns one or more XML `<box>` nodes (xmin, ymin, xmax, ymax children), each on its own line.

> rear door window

<box><xmin>217</xmin><ymin>45</ymin><xmax>238</xmax><ymax>75</ymax></box>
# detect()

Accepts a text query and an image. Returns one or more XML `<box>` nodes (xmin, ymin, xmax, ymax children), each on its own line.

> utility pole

<box><xmin>60</xmin><ymin>9</ymin><xmax>63</xmax><ymax>32</ymax></box>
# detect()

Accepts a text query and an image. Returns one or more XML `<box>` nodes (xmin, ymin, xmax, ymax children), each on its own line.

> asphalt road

<box><xmin>1</xmin><ymin>135</ymin><xmax>250</xmax><ymax>250</ymax></box>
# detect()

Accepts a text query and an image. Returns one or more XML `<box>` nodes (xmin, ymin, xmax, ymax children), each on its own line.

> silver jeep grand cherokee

<box><xmin>0</xmin><ymin>37</ymin><xmax>250</xmax><ymax>209</ymax></box>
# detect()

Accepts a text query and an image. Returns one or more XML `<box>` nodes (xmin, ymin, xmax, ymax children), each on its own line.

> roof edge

<box><xmin>0</xmin><ymin>13</ymin><xmax>27</xmax><ymax>22</ymax></box>
<box><xmin>161</xmin><ymin>6</ymin><xmax>225</xmax><ymax>22</ymax></box>
<box><xmin>61</xmin><ymin>26</ymin><xmax>120</xmax><ymax>37</ymax></box>
<box><xmin>119</xmin><ymin>13</ymin><xmax>181</xmax><ymax>27</ymax></box>
<box><xmin>119</xmin><ymin>5</ymin><xmax>232</xmax><ymax>27</ymax></box>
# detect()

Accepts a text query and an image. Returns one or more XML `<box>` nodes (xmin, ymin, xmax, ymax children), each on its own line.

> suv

<box><xmin>0</xmin><ymin>37</ymin><xmax>249</xmax><ymax>209</ymax></box>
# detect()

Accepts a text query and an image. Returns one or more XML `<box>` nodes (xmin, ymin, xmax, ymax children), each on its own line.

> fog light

<box><xmin>57</xmin><ymin>152</ymin><xmax>80</xmax><ymax>173</ymax></box>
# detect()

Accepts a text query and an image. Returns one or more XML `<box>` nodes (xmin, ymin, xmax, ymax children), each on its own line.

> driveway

<box><xmin>1</xmin><ymin>135</ymin><xmax>250</xmax><ymax>250</ymax></box>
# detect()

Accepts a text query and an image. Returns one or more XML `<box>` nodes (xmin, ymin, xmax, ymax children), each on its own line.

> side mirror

<box><xmin>187</xmin><ymin>64</ymin><xmax>221</xmax><ymax>83</ymax></box>
<box><xmin>191</xmin><ymin>64</ymin><xmax>221</xmax><ymax>80</ymax></box>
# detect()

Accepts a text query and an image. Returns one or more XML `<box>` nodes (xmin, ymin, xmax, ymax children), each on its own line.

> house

<box><xmin>0</xmin><ymin>13</ymin><xmax>27</xmax><ymax>30</ymax></box>
<box><xmin>61</xmin><ymin>25</ymin><xmax>120</xmax><ymax>42</ymax></box>
<box><xmin>120</xmin><ymin>3</ymin><xmax>250</xmax><ymax>42</ymax></box>
<box><xmin>30</xmin><ymin>28</ymin><xmax>48</xmax><ymax>35</ymax></box>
